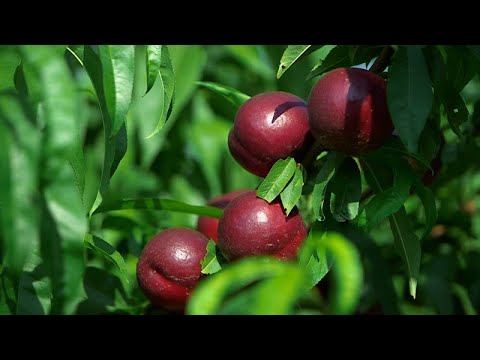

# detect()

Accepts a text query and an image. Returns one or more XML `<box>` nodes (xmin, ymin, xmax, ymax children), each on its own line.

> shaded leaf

<box><xmin>387</xmin><ymin>46</ymin><xmax>433</xmax><ymax>153</ymax></box>
<box><xmin>329</xmin><ymin>157</ymin><xmax>361</xmax><ymax>222</ymax></box>
<box><xmin>311</xmin><ymin>152</ymin><xmax>345</xmax><ymax>221</ymax></box>
<box><xmin>84</xmin><ymin>234</ymin><xmax>129</xmax><ymax>284</ymax></box>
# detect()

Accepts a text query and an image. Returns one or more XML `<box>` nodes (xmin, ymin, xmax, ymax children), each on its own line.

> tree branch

<box><xmin>369</xmin><ymin>46</ymin><xmax>395</xmax><ymax>74</ymax></box>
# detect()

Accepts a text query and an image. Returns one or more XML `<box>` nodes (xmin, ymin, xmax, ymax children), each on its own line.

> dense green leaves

<box><xmin>197</xmin><ymin>81</ymin><xmax>250</xmax><ymax>108</ymax></box>
<box><xmin>257</xmin><ymin>158</ymin><xmax>297</xmax><ymax>203</ymax></box>
<box><xmin>145</xmin><ymin>45</ymin><xmax>176</xmax><ymax>138</ymax></box>
<box><xmin>387</xmin><ymin>46</ymin><xmax>433</xmax><ymax>154</ymax></box>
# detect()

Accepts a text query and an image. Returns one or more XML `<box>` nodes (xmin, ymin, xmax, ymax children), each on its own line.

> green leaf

<box><xmin>277</xmin><ymin>45</ymin><xmax>315</xmax><ymax>79</ymax></box>
<box><xmin>442</xmin><ymin>90</ymin><xmax>469</xmax><ymax>137</ymax></box>
<box><xmin>257</xmin><ymin>158</ymin><xmax>297</xmax><ymax>203</ymax></box>
<box><xmin>388</xmin><ymin>208</ymin><xmax>421</xmax><ymax>298</ymax></box>
<box><xmin>312</xmin><ymin>152</ymin><xmax>345</xmax><ymax>221</ymax></box>
<box><xmin>362</xmin><ymin>156</ymin><xmax>420</xmax><ymax>298</ymax></box>
<box><xmin>297</xmin><ymin>228</ymin><xmax>333</xmax><ymax>289</ymax></box>
<box><xmin>145</xmin><ymin>45</ymin><xmax>176</xmax><ymax>138</ymax></box>
<box><xmin>197</xmin><ymin>81</ymin><xmax>250</xmax><ymax>109</ymax></box>
<box><xmin>328</xmin><ymin>157</ymin><xmax>361</xmax><ymax>222</ymax></box>
<box><xmin>93</xmin><ymin>197</ymin><xmax>223</xmax><ymax>218</ymax></box>
<box><xmin>201</xmin><ymin>240</ymin><xmax>227</xmax><ymax>275</ymax></box>
<box><xmin>16</xmin><ymin>253</ymin><xmax>52</xmax><ymax>315</ymax></box>
<box><xmin>307</xmin><ymin>45</ymin><xmax>380</xmax><ymax>80</ymax></box>
<box><xmin>413</xmin><ymin>182</ymin><xmax>437</xmax><ymax>241</ymax></box>
<box><xmin>83</xmin><ymin>46</ymin><xmax>129</xmax><ymax>215</ymax></box>
<box><xmin>451</xmin><ymin>283</ymin><xmax>477</xmax><ymax>315</ymax></box>
<box><xmin>362</xmin><ymin>159</ymin><xmax>415</xmax><ymax>230</ymax></box>
<box><xmin>0</xmin><ymin>47</ymin><xmax>20</xmax><ymax>91</ymax></box>
<box><xmin>0</xmin><ymin>91</ymin><xmax>40</xmax><ymax>281</ymax></box>
<box><xmin>280</xmin><ymin>166</ymin><xmax>304</xmax><ymax>215</ymax></box>
<box><xmin>187</xmin><ymin>257</ymin><xmax>306</xmax><ymax>315</ymax></box>
<box><xmin>387</xmin><ymin>46</ymin><xmax>433</xmax><ymax>154</ymax></box>
<box><xmin>97</xmin><ymin>45</ymin><xmax>135</xmax><ymax>137</ymax></box>
<box><xmin>0</xmin><ymin>269</ymin><xmax>17</xmax><ymax>314</ymax></box>
<box><xmin>84</xmin><ymin>234</ymin><xmax>129</xmax><ymax>284</ymax></box>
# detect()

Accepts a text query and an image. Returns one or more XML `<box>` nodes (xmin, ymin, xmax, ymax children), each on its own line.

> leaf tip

<box><xmin>409</xmin><ymin>278</ymin><xmax>418</xmax><ymax>299</ymax></box>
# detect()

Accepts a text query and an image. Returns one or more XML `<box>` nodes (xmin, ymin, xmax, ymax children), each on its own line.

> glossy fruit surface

<box><xmin>308</xmin><ymin>68</ymin><xmax>393</xmax><ymax>155</ymax></box>
<box><xmin>217</xmin><ymin>191</ymin><xmax>308</xmax><ymax>261</ymax></box>
<box><xmin>229</xmin><ymin>91</ymin><xmax>311</xmax><ymax>177</ymax></box>
<box><xmin>136</xmin><ymin>228</ymin><xmax>208</xmax><ymax>310</ymax></box>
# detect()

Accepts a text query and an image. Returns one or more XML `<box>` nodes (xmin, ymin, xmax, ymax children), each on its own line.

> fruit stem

<box><xmin>369</xmin><ymin>46</ymin><xmax>395</xmax><ymax>74</ymax></box>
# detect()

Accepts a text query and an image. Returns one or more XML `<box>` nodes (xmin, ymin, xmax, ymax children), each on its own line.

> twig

<box><xmin>369</xmin><ymin>46</ymin><xmax>395</xmax><ymax>74</ymax></box>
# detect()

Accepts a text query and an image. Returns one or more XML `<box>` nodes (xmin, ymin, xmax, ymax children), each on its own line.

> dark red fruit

<box><xmin>307</xmin><ymin>68</ymin><xmax>394</xmax><ymax>155</ymax></box>
<box><xmin>228</xmin><ymin>91</ymin><xmax>312</xmax><ymax>177</ymax></box>
<box><xmin>217</xmin><ymin>191</ymin><xmax>308</xmax><ymax>261</ymax></box>
<box><xmin>136</xmin><ymin>228</ymin><xmax>208</xmax><ymax>311</ymax></box>
<box><xmin>196</xmin><ymin>189</ymin><xmax>249</xmax><ymax>243</ymax></box>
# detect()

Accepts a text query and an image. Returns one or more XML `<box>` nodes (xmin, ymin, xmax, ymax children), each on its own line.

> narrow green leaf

<box><xmin>145</xmin><ymin>45</ymin><xmax>176</xmax><ymax>138</ymax></box>
<box><xmin>257</xmin><ymin>158</ymin><xmax>297</xmax><ymax>203</ymax></box>
<box><xmin>387</xmin><ymin>46</ymin><xmax>433</xmax><ymax>154</ymax></box>
<box><xmin>312</xmin><ymin>152</ymin><xmax>345</xmax><ymax>221</ymax></box>
<box><xmin>97</xmin><ymin>45</ymin><xmax>135</xmax><ymax>136</ymax></box>
<box><xmin>187</xmin><ymin>257</ymin><xmax>306</xmax><ymax>315</ymax></box>
<box><xmin>413</xmin><ymin>182</ymin><xmax>437</xmax><ymax>241</ymax></box>
<box><xmin>329</xmin><ymin>157</ymin><xmax>361</xmax><ymax>222</ymax></box>
<box><xmin>201</xmin><ymin>240</ymin><xmax>227</xmax><ymax>275</ymax></box>
<box><xmin>362</xmin><ymin>156</ymin><xmax>421</xmax><ymax>298</ymax></box>
<box><xmin>83</xmin><ymin>46</ymin><xmax>129</xmax><ymax>215</ymax></box>
<box><xmin>197</xmin><ymin>81</ymin><xmax>250</xmax><ymax>109</ymax></box>
<box><xmin>280</xmin><ymin>166</ymin><xmax>304</xmax><ymax>215</ymax></box>
<box><xmin>84</xmin><ymin>234</ymin><xmax>129</xmax><ymax>284</ymax></box>
<box><xmin>277</xmin><ymin>45</ymin><xmax>314</xmax><ymax>79</ymax></box>
<box><xmin>443</xmin><ymin>90</ymin><xmax>469</xmax><ymax>137</ymax></box>
<box><xmin>451</xmin><ymin>283</ymin><xmax>477</xmax><ymax>315</ymax></box>
<box><xmin>93</xmin><ymin>197</ymin><xmax>223</xmax><ymax>218</ymax></box>
<box><xmin>0</xmin><ymin>91</ymin><xmax>40</xmax><ymax>281</ymax></box>
<box><xmin>388</xmin><ymin>208</ymin><xmax>420</xmax><ymax>298</ymax></box>
<box><xmin>363</xmin><ymin>159</ymin><xmax>415</xmax><ymax>230</ymax></box>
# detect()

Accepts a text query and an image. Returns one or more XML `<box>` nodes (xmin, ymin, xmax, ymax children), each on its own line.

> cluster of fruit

<box><xmin>136</xmin><ymin>67</ymin><xmax>397</xmax><ymax>312</ymax></box>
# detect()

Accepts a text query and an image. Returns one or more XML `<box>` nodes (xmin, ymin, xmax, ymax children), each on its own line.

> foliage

<box><xmin>1</xmin><ymin>44</ymin><xmax>480</xmax><ymax>315</ymax></box>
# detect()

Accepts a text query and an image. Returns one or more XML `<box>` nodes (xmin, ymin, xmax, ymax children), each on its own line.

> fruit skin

<box><xmin>136</xmin><ymin>228</ymin><xmax>208</xmax><ymax>311</ymax></box>
<box><xmin>196</xmin><ymin>189</ymin><xmax>249</xmax><ymax>243</ymax></box>
<box><xmin>307</xmin><ymin>67</ymin><xmax>394</xmax><ymax>155</ymax></box>
<box><xmin>228</xmin><ymin>91</ymin><xmax>312</xmax><ymax>177</ymax></box>
<box><xmin>217</xmin><ymin>190</ymin><xmax>308</xmax><ymax>261</ymax></box>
